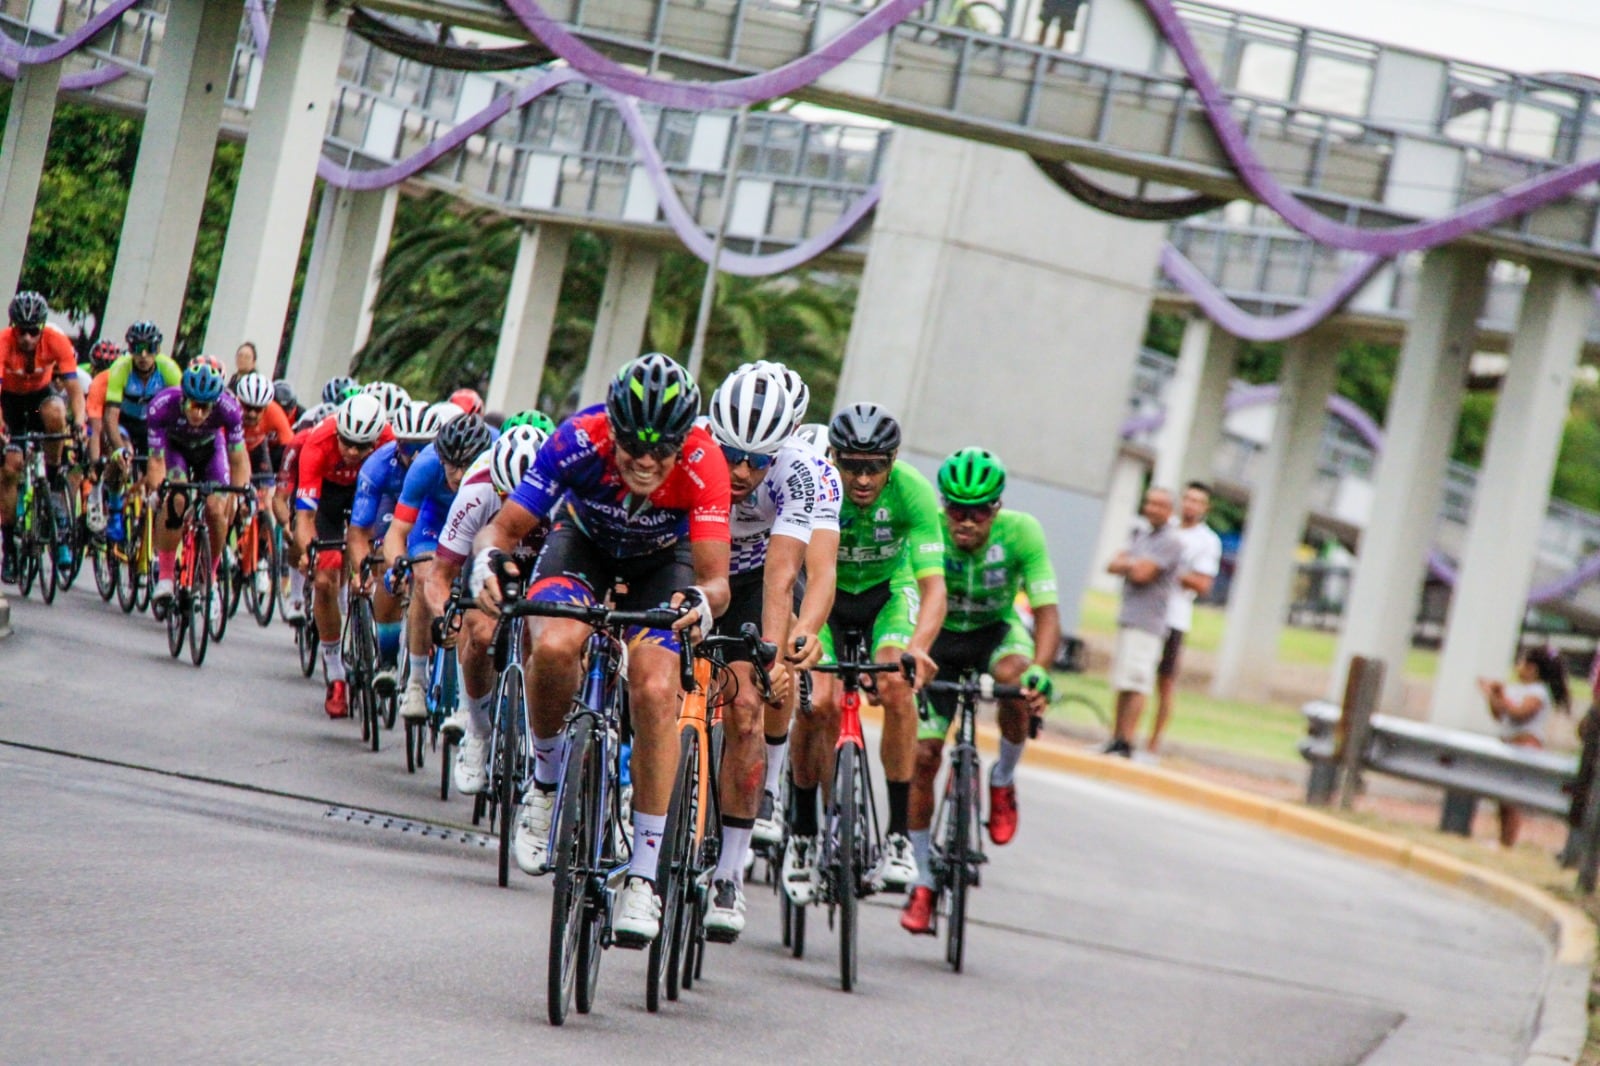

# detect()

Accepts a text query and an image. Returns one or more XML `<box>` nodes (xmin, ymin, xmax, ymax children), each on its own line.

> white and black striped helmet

<box><xmin>708</xmin><ymin>364</ymin><xmax>798</xmax><ymax>456</ymax></box>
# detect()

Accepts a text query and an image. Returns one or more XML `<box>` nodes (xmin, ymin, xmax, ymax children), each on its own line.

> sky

<box><xmin>1193</xmin><ymin>0</ymin><xmax>1600</xmax><ymax>78</ymax></box>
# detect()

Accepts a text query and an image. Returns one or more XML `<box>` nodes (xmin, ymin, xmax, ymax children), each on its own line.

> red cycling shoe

<box><xmin>324</xmin><ymin>679</ymin><xmax>349</xmax><ymax>719</ymax></box>
<box><xmin>900</xmin><ymin>885</ymin><xmax>936</xmax><ymax>935</ymax></box>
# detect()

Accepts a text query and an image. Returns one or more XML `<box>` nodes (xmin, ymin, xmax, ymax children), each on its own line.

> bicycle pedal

<box><xmin>611</xmin><ymin>931</ymin><xmax>651</xmax><ymax>951</ymax></box>
<box><xmin>704</xmin><ymin>927</ymin><xmax>739</xmax><ymax>945</ymax></box>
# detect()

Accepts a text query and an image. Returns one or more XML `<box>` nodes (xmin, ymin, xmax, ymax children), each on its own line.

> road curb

<box><xmin>862</xmin><ymin>706</ymin><xmax>1593</xmax><ymax>1064</ymax></box>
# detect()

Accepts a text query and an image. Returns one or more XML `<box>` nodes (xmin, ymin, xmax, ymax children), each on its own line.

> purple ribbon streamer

<box><xmin>0</xmin><ymin>0</ymin><xmax>143</xmax><ymax>65</ymax></box>
<box><xmin>1159</xmin><ymin>244</ymin><xmax>1388</xmax><ymax>342</ymax></box>
<box><xmin>498</xmin><ymin>0</ymin><xmax>928</xmax><ymax>110</ymax></box>
<box><xmin>245</xmin><ymin>0</ymin><xmax>270</xmax><ymax>52</ymax></box>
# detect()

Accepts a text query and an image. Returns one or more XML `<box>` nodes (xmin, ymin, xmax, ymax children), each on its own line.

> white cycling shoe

<box><xmin>751</xmin><ymin>790</ymin><xmax>783</xmax><ymax>847</ymax></box>
<box><xmin>152</xmin><ymin>578</ymin><xmax>175</xmax><ymax>605</ymax></box>
<box><xmin>512</xmin><ymin>790</ymin><xmax>555</xmax><ymax>875</ymax></box>
<box><xmin>874</xmin><ymin>832</ymin><xmax>918</xmax><ymax>891</ymax></box>
<box><xmin>440</xmin><ymin>709</ymin><xmax>470</xmax><ymax>743</ymax></box>
<box><xmin>400</xmin><ymin>681</ymin><xmax>429</xmax><ymax>721</ymax></box>
<box><xmin>782</xmin><ymin>835</ymin><xmax>818</xmax><ymax>906</ymax></box>
<box><xmin>613</xmin><ymin>877</ymin><xmax>661</xmax><ymax>947</ymax></box>
<box><xmin>704</xmin><ymin>879</ymin><xmax>746</xmax><ymax>943</ymax></box>
<box><xmin>453</xmin><ymin>734</ymin><xmax>490</xmax><ymax>795</ymax></box>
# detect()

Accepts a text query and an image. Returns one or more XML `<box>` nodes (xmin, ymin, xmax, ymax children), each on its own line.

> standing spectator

<box><xmin>1037</xmin><ymin>0</ymin><xmax>1084</xmax><ymax>49</ymax></box>
<box><xmin>1561</xmin><ymin>646</ymin><xmax>1600</xmax><ymax>867</ymax></box>
<box><xmin>1478</xmin><ymin>647</ymin><xmax>1570</xmax><ymax>847</ymax></box>
<box><xmin>229</xmin><ymin>341</ymin><xmax>258</xmax><ymax>390</ymax></box>
<box><xmin>1147</xmin><ymin>481</ymin><xmax>1222</xmax><ymax>754</ymax></box>
<box><xmin>1103</xmin><ymin>486</ymin><xmax>1183</xmax><ymax>758</ymax></box>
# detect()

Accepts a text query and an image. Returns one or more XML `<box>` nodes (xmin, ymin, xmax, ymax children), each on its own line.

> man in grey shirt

<box><xmin>1103</xmin><ymin>486</ymin><xmax>1183</xmax><ymax>757</ymax></box>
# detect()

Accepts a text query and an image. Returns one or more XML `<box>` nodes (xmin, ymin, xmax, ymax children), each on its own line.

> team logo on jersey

<box><xmin>874</xmin><ymin>527</ymin><xmax>892</xmax><ymax>542</ymax></box>
<box><xmin>687</xmin><ymin>447</ymin><xmax>705</xmax><ymax>464</ymax></box>
<box><xmin>986</xmin><ymin>544</ymin><xmax>1005</xmax><ymax>563</ymax></box>
<box><xmin>874</xmin><ymin>507</ymin><xmax>891</xmax><ymax>523</ymax></box>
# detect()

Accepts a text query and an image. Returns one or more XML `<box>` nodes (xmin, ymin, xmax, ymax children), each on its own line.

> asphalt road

<box><xmin>1</xmin><ymin>585</ymin><xmax>1552</xmax><ymax>1064</ymax></box>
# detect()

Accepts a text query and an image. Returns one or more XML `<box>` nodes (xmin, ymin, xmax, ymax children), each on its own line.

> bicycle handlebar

<box><xmin>814</xmin><ymin>651</ymin><xmax>916</xmax><ymax>686</ymax></box>
<box><xmin>924</xmin><ymin>675</ymin><xmax>1026</xmax><ymax>701</ymax></box>
<box><xmin>694</xmin><ymin>622</ymin><xmax>780</xmax><ymax>704</ymax></box>
<box><xmin>7</xmin><ymin>431</ymin><xmax>73</xmax><ymax>444</ymax></box>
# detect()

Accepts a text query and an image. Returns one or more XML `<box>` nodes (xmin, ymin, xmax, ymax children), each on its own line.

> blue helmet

<box><xmin>181</xmin><ymin>362</ymin><xmax>226</xmax><ymax>404</ymax></box>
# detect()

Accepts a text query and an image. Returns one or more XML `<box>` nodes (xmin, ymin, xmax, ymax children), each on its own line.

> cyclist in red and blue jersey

<box><xmin>346</xmin><ymin>400</ymin><xmax>442</xmax><ymax>697</ymax></box>
<box><xmin>474</xmin><ymin>353</ymin><xmax>730</xmax><ymax>947</ymax></box>
<box><xmin>143</xmin><ymin>361</ymin><xmax>250</xmax><ymax>606</ymax></box>
<box><xmin>381</xmin><ymin>413</ymin><xmax>494</xmax><ymax>722</ymax></box>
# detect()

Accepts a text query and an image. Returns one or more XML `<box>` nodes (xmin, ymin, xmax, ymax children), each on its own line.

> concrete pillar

<box><xmin>1212</xmin><ymin>330</ymin><xmax>1342</xmax><ymax>701</ymax></box>
<box><xmin>1089</xmin><ymin>451</ymin><xmax>1151</xmax><ymax>594</ymax></box>
<box><xmin>1332</xmin><ymin>248</ymin><xmax>1488</xmax><ymax>714</ymax></box>
<box><xmin>0</xmin><ymin>59</ymin><xmax>62</xmax><ymax>295</ymax></box>
<box><xmin>202</xmin><ymin>0</ymin><xmax>349</xmax><ymax>366</ymax></box>
<box><xmin>284</xmin><ymin>185</ymin><xmax>398</xmax><ymax>400</ymax></box>
<box><xmin>102</xmin><ymin>0</ymin><xmax>243</xmax><ymax>344</ymax></box>
<box><xmin>1152</xmin><ymin>314</ymin><xmax>1240</xmax><ymax>491</ymax></box>
<box><xmin>485</xmin><ymin>223</ymin><xmax>572</xmax><ymax>414</ymax></box>
<box><xmin>577</xmin><ymin>240</ymin><xmax>661</xmax><ymax>406</ymax></box>
<box><xmin>836</xmin><ymin>128</ymin><xmax>1166</xmax><ymax>631</ymax></box>
<box><xmin>1430</xmin><ymin>265</ymin><xmax>1590</xmax><ymax>730</ymax></box>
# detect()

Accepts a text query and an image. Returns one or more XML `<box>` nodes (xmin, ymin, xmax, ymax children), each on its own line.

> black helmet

<box><xmin>828</xmin><ymin>402</ymin><xmax>901</xmax><ymax>455</ymax></box>
<box><xmin>9</xmin><ymin>291</ymin><xmax>48</xmax><ymax>329</ymax></box>
<box><xmin>125</xmin><ymin>320</ymin><xmax>163</xmax><ymax>353</ymax></box>
<box><xmin>606</xmin><ymin>352</ymin><xmax>699</xmax><ymax>448</ymax></box>
<box><xmin>435</xmin><ymin>413</ymin><xmax>494</xmax><ymax>468</ymax></box>
<box><xmin>273</xmin><ymin>379</ymin><xmax>298</xmax><ymax>411</ymax></box>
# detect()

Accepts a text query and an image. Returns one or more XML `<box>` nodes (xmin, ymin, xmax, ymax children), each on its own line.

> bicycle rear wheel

<box><xmin>116</xmin><ymin>531</ymin><xmax>140</xmax><ymax>614</ymax></box>
<box><xmin>58</xmin><ymin>487</ymin><xmax>84</xmax><ymax>591</ymax></box>
<box><xmin>547</xmin><ymin>717</ymin><xmax>597</xmax><ymax>1026</ymax></box>
<box><xmin>649</xmin><ymin>725</ymin><xmax>698</xmax><ymax>1012</ymax></box>
<box><xmin>945</xmin><ymin>747</ymin><xmax>978</xmax><ymax>973</ymax></box>
<box><xmin>834</xmin><ymin>744</ymin><xmax>864</xmax><ymax>993</ymax></box>
<box><xmin>211</xmin><ymin>549</ymin><xmax>232</xmax><ymax>643</ymax></box>
<box><xmin>297</xmin><ymin>616</ymin><xmax>318</xmax><ymax>678</ymax></box>
<box><xmin>494</xmin><ymin>676</ymin><xmax>525</xmax><ymax>888</ymax></box>
<box><xmin>188</xmin><ymin>533</ymin><xmax>212</xmax><ymax>666</ymax></box>
<box><xmin>248</xmin><ymin>514</ymin><xmax>278</xmax><ymax>627</ymax></box>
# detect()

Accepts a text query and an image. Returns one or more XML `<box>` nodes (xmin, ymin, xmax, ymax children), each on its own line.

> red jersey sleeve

<box><xmin>44</xmin><ymin>329</ymin><xmax>76</xmax><ymax>379</ymax></box>
<box><xmin>295</xmin><ymin>421</ymin><xmax>333</xmax><ymax>509</ymax></box>
<box><xmin>681</xmin><ymin>428</ymin><xmax>731</xmax><ymax>543</ymax></box>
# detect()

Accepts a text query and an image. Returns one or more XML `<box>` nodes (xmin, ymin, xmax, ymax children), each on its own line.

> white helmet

<box><xmin>708</xmin><ymin>365</ymin><xmax>798</xmax><ymax>456</ymax></box>
<box><xmin>427</xmin><ymin>400</ymin><xmax>465</xmax><ymax>427</ymax></box>
<box><xmin>362</xmin><ymin>380</ymin><xmax>411</xmax><ymax>420</ymax></box>
<box><xmin>294</xmin><ymin>402</ymin><xmax>336</xmax><ymax>433</ymax></box>
<box><xmin>335</xmin><ymin>393</ymin><xmax>386</xmax><ymax>444</ymax></box>
<box><xmin>738</xmin><ymin>359</ymin><xmax>809</xmax><ymax>430</ymax></box>
<box><xmin>234</xmin><ymin>372</ymin><xmax>275</xmax><ymax>409</ymax></box>
<box><xmin>389</xmin><ymin>399</ymin><xmax>441</xmax><ymax>442</ymax></box>
<box><xmin>489</xmin><ymin>424</ymin><xmax>547</xmax><ymax>495</ymax></box>
<box><xmin>792</xmin><ymin>421</ymin><xmax>828</xmax><ymax>452</ymax></box>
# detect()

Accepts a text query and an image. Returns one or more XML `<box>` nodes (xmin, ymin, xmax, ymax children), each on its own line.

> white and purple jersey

<box><xmin>435</xmin><ymin>452</ymin><xmax>498</xmax><ymax>567</ymax></box>
<box><xmin>728</xmin><ymin>438</ymin><xmax>841</xmax><ymax>576</ymax></box>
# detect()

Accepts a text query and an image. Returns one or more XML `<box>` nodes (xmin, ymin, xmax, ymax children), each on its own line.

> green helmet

<box><xmin>503</xmin><ymin>409</ymin><xmax>556</xmax><ymax>435</ymax></box>
<box><xmin>938</xmin><ymin>447</ymin><xmax>1006</xmax><ymax>506</ymax></box>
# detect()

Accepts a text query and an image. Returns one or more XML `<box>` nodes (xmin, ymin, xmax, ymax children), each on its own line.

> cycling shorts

<box><xmin>817</xmin><ymin>578</ymin><xmax>919</xmax><ymax>666</ymax></box>
<box><xmin>2</xmin><ymin>387</ymin><xmax>57</xmax><ymax>443</ymax></box>
<box><xmin>918</xmin><ymin>616</ymin><xmax>1035</xmax><ymax>742</ymax></box>
<box><xmin>165</xmin><ymin>436</ymin><xmax>229</xmax><ymax>486</ymax></box>
<box><xmin>527</xmin><ymin>519</ymin><xmax>693</xmax><ymax>653</ymax></box>
<box><xmin>313</xmin><ymin>480</ymin><xmax>357</xmax><ymax>573</ymax></box>
<box><xmin>711</xmin><ymin>569</ymin><xmax>805</xmax><ymax>664</ymax></box>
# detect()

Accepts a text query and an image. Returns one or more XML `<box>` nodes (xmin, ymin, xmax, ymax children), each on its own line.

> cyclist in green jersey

<box><xmin>784</xmin><ymin>403</ymin><xmax>947</xmax><ymax>901</ymax></box>
<box><xmin>900</xmin><ymin>447</ymin><xmax>1060</xmax><ymax>935</ymax></box>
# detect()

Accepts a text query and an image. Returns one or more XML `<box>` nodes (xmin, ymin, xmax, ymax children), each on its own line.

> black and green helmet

<box><xmin>938</xmin><ymin>447</ymin><xmax>1006</xmax><ymax>506</ymax></box>
<box><xmin>606</xmin><ymin>352</ymin><xmax>699</xmax><ymax>447</ymax></box>
<box><xmin>503</xmin><ymin>409</ymin><xmax>557</xmax><ymax>435</ymax></box>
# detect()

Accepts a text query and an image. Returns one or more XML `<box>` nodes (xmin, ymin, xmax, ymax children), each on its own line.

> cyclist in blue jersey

<box><xmin>347</xmin><ymin>401</ymin><xmax>442</xmax><ymax>694</ymax></box>
<box><xmin>383</xmin><ymin>414</ymin><xmax>495</xmax><ymax>721</ymax></box>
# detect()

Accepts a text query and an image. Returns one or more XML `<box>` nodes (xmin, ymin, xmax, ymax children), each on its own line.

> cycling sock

<box><xmin>288</xmin><ymin>569</ymin><xmax>306</xmax><ymax>603</ymax></box>
<box><xmin>887</xmin><ymin>780</ymin><xmax>911</xmax><ymax>836</ymax></box>
<box><xmin>790</xmin><ymin>784</ymin><xmax>819</xmax><ymax>837</ymax></box>
<box><xmin>909</xmin><ymin>829</ymin><xmax>935</xmax><ymax>889</ymax></box>
<box><xmin>321</xmin><ymin>640</ymin><xmax>346</xmax><ymax>682</ymax></box>
<box><xmin>376</xmin><ymin>623</ymin><xmax>402</xmax><ymax>667</ymax></box>
<box><xmin>532</xmin><ymin>734</ymin><xmax>567</xmax><ymax>788</ymax></box>
<box><xmin>338</xmin><ymin>585</ymin><xmax>349</xmax><ymax>613</ymax></box>
<box><xmin>763</xmin><ymin>733</ymin><xmax>788</xmax><ymax>797</ymax></box>
<box><xmin>407</xmin><ymin>653</ymin><xmax>428</xmax><ymax>686</ymax></box>
<box><xmin>630</xmin><ymin>812</ymin><xmax>667</xmax><ymax>882</ymax></box>
<box><xmin>464</xmin><ymin>690</ymin><xmax>493</xmax><ymax>738</ymax></box>
<box><xmin>157</xmin><ymin>550</ymin><xmax>176</xmax><ymax>581</ymax></box>
<box><xmin>991</xmin><ymin>738</ymin><xmax>1025</xmax><ymax>787</ymax></box>
<box><xmin>716</xmin><ymin>819</ymin><xmax>755</xmax><ymax>884</ymax></box>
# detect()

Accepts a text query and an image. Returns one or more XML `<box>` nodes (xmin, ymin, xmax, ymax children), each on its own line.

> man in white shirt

<box><xmin>1148</xmin><ymin>481</ymin><xmax>1222</xmax><ymax>754</ymax></box>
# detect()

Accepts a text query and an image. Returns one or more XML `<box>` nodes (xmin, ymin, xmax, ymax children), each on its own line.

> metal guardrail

<box><xmin>1300</xmin><ymin>699</ymin><xmax>1575</xmax><ymax>819</ymax></box>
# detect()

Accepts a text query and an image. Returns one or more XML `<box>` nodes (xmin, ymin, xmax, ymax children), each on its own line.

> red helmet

<box><xmin>449</xmin><ymin>388</ymin><xmax>484</xmax><ymax>417</ymax></box>
<box><xmin>90</xmin><ymin>340</ymin><xmax>123</xmax><ymax>371</ymax></box>
<box><xmin>191</xmin><ymin>353</ymin><xmax>225</xmax><ymax>376</ymax></box>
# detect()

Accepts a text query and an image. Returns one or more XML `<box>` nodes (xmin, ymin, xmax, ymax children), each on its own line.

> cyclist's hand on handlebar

<box><xmin>382</xmin><ymin>565</ymin><xmax>405</xmax><ymax>596</ymax></box>
<box><xmin>1021</xmin><ymin>663</ymin><xmax>1053</xmax><ymax>715</ymax></box>
<box><xmin>906</xmin><ymin>645</ymin><xmax>938</xmax><ymax>692</ymax></box>
<box><xmin>786</xmin><ymin>630</ymin><xmax>823</xmax><ymax>670</ymax></box>
<box><xmin>471</xmin><ymin>547</ymin><xmax>512</xmax><ymax>617</ymax></box>
<box><xmin>669</xmin><ymin>586</ymin><xmax>712</xmax><ymax>640</ymax></box>
<box><xmin>764</xmin><ymin>658</ymin><xmax>792</xmax><ymax>707</ymax></box>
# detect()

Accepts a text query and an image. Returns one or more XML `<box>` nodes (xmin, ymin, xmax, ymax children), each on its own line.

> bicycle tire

<box><xmin>297</xmin><ymin>618</ymin><xmax>318</xmax><ymax>678</ymax></box>
<box><xmin>438</xmin><ymin>733</ymin><xmax>454</xmax><ymax>800</ymax></box>
<box><xmin>496</xmin><ymin>675</ymin><xmax>524</xmax><ymax>889</ymax></box>
<box><xmin>650</xmin><ymin>725</ymin><xmax>698</xmax><ymax>1012</ymax></box>
<box><xmin>166</xmin><ymin>581</ymin><xmax>187</xmax><ymax>658</ymax></box>
<box><xmin>249</xmin><ymin>514</ymin><xmax>278</xmax><ymax>627</ymax></box>
<box><xmin>133</xmin><ymin>506</ymin><xmax>154</xmax><ymax>614</ymax></box>
<box><xmin>836</xmin><ymin>744</ymin><xmax>860</xmax><ymax>993</ymax></box>
<box><xmin>58</xmin><ymin>486</ymin><xmax>83</xmax><ymax>591</ymax></box>
<box><xmin>116</xmin><ymin>534</ymin><xmax>140</xmax><ymax>613</ymax></box>
<box><xmin>188</xmin><ymin>533</ymin><xmax>212</xmax><ymax>666</ymax></box>
<box><xmin>15</xmin><ymin>507</ymin><xmax>36</xmax><ymax>598</ymax></box>
<box><xmin>91</xmin><ymin>540</ymin><xmax>117</xmax><ymax>602</ymax></box>
<box><xmin>547</xmin><ymin>717</ymin><xmax>597</xmax><ymax>1026</ymax></box>
<box><xmin>210</xmin><ymin>551</ymin><xmax>232</xmax><ymax>643</ymax></box>
<box><xmin>34</xmin><ymin>487</ymin><xmax>57</xmax><ymax>605</ymax></box>
<box><xmin>405</xmin><ymin>719</ymin><xmax>420</xmax><ymax>773</ymax></box>
<box><xmin>946</xmin><ymin>747</ymin><xmax>976</xmax><ymax>973</ymax></box>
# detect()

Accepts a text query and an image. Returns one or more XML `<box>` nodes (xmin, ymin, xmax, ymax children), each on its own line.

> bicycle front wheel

<box><xmin>495</xmin><ymin>672</ymin><xmax>526</xmax><ymax>888</ymax></box>
<box><xmin>91</xmin><ymin>538</ymin><xmax>117</xmax><ymax>602</ymax></box>
<box><xmin>650</xmin><ymin>725</ymin><xmax>699</xmax><ymax>1011</ymax></box>
<box><xmin>834</xmin><ymin>744</ymin><xmax>861</xmax><ymax>993</ymax></box>
<box><xmin>547</xmin><ymin>717</ymin><xmax>598</xmax><ymax>1026</ymax></box>
<box><xmin>946</xmin><ymin>747</ymin><xmax>977</xmax><ymax>973</ymax></box>
<box><xmin>297</xmin><ymin>617</ymin><xmax>318</xmax><ymax>678</ymax></box>
<box><xmin>248</xmin><ymin>514</ymin><xmax>278</xmax><ymax>627</ymax></box>
<box><xmin>33</xmin><ymin>487</ymin><xmax>57</xmax><ymax>605</ymax></box>
<box><xmin>188</xmin><ymin>533</ymin><xmax>212</xmax><ymax>666</ymax></box>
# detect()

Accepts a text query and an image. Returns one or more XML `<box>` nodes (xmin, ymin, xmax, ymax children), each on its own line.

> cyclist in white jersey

<box><xmin>699</xmin><ymin>364</ymin><xmax>841</xmax><ymax>941</ymax></box>
<box><xmin>421</xmin><ymin>426</ymin><xmax>547</xmax><ymax>792</ymax></box>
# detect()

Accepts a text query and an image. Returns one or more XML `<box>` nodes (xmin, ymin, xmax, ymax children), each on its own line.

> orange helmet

<box><xmin>449</xmin><ymin>388</ymin><xmax>484</xmax><ymax>417</ymax></box>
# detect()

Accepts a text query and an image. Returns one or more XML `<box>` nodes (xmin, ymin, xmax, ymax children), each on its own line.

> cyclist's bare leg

<box><xmin>992</xmin><ymin>654</ymin><xmax>1032</xmax><ymax>743</ymax></box>
<box><xmin>627</xmin><ymin>642</ymin><xmax>680</xmax><ymax>821</ymax></box>
<box><xmin>527</xmin><ymin>616</ymin><xmax>587</xmax><ymax>740</ymax></box>
<box><xmin>203</xmin><ymin>494</ymin><xmax>229</xmax><ymax>569</ymax></box>
<box><xmin>312</xmin><ymin>566</ymin><xmax>343</xmax><ymax>642</ymax></box>
<box><xmin>405</xmin><ymin>564</ymin><xmax>434</xmax><ymax>660</ymax></box>
<box><xmin>909</xmin><ymin>738</ymin><xmax>944</xmax><ymax>833</ymax></box>
<box><xmin>37</xmin><ymin>395</ymin><xmax>68</xmax><ymax>468</ymax></box>
<box><xmin>874</xmin><ymin>643</ymin><xmax>916</xmax><ymax>782</ymax></box>
<box><xmin>791</xmin><ymin>672</ymin><xmax>839</xmax><ymax>793</ymax></box>
<box><xmin>1</xmin><ymin>450</ymin><xmax>22</xmax><ymax>530</ymax></box>
<box><xmin>719</xmin><ymin>661</ymin><xmax>767</xmax><ymax>823</ymax></box>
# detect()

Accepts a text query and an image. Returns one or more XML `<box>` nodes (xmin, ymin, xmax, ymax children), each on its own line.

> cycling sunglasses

<box><xmin>835</xmin><ymin>455</ymin><xmax>891</xmax><ymax>476</ymax></box>
<box><xmin>129</xmin><ymin>342</ymin><xmax>156</xmax><ymax>355</ymax></box>
<box><xmin>15</xmin><ymin>325</ymin><xmax>40</xmax><ymax>338</ymax></box>
<box><xmin>184</xmin><ymin>399</ymin><xmax>215</xmax><ymax>415</ymax></box>
<box><xmin>617</xmin><ymin>437</ymin><xmax>680</xmax><ymax>461</ymax></box>
<box><xmin>945</xmin><ymin>501</ymin><xmax>999</xmax><ymax>523</ymax></box>
<box><xmin>720</xmin><ymin>444</ymin><xmax>775</xmax><ymax>471</ymax></box>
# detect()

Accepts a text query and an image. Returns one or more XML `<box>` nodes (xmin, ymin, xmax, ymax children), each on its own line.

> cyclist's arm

<box><xmin>761</xmin><ymin>533</ymin><xmax>806</xmax><ymax>651</ymax></box>
<box><xmin>685</xmin><ymin>537</ymin><xmax>731</xmax><ymax>620</ymax></box>
<box><xmin>144</xmin><ymin>453</ymin><xmax>167</xmax><ymax>492</ymax></box>
<box><xmin>347</xmin><ymin>524</ymin><xmax>374</xmax><ymax>582</ymax></box>
<box><xmin>423</xmin><ymin>556</ymin><xmax>460</xmax><ymax>619</ymax></box>
<box><xmin>790</xmin><ymin>528</ymin><xmax>837</xmax><ymax>668</ymax></box>
<box><xmin>61</xmin><ymin>368</ymin><xmax>86</xmax><ymax>428</ymax></box>
<box><xmin>380</xmin><ymin>514</ymin><xmax>414</xmax><ymax>565</ymax></box>
<box><xmin>227</xmin><ymin>442</ymin><xmax>250</xmax><ymax>489</ymax></box>
<box><xmin>909</xmin><ymin>571</ymin><xmax>947</xmax><ymax>655</ymax></box>
<box><xmin>1031</xmin><ymin>603</ymin><xmax>1062</xmax><ymax>671</ymax></box>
